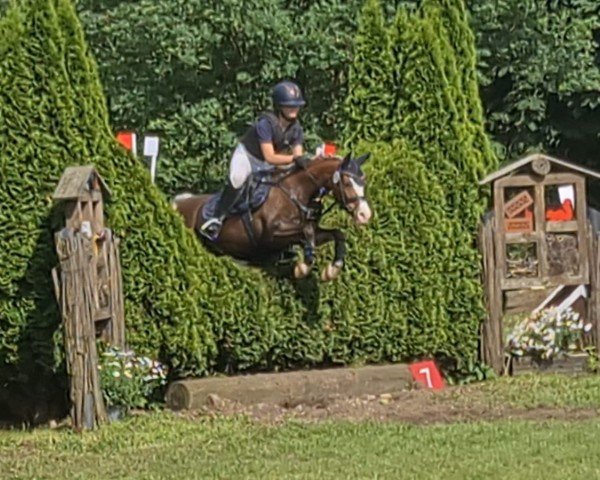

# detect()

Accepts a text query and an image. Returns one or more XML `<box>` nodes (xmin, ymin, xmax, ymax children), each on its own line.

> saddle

<box><xmin>200</xmin><ymin>168</ymin><xmax>294</xmax><ymax>223</ymax></box>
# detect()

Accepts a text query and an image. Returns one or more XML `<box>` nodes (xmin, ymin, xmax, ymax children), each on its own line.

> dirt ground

<box><xmin>176</xmin><ymin>386</ymin><xmax>600</xmax><ymax>425</ymax></box>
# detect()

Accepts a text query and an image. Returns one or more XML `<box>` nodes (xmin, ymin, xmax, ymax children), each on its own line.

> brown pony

<box><xmin>172</xmin><ymin>153</ymin><xmax>372</xmax><ymax>281</ymax></box>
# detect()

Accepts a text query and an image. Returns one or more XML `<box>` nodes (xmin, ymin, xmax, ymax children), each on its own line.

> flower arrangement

<box><xmin>507</xmin><ymin>307</ymin><xmax>592</xmax><ymax>362</ymax></box>
<box><xmin>98</xmin><ymin>344</ymin><xmax>168</xmax><ymax>410</ymax></box>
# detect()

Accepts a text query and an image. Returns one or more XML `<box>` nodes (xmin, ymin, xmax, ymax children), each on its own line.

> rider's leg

<box><xmin>199</xmin><ymin>145</ymin><xmax>249</xmax><ymax>239</ymax></box>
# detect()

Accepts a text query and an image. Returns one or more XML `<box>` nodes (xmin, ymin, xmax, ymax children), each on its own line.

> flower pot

<box><xmin>511</xmin><ymin>352</ymin><xmax>589</xmax><ymax>376</ymax></box>
<box><xmin>107</xmin><ymin>405</ymin><xmax>129</xmax><ymax>422</ymax></box>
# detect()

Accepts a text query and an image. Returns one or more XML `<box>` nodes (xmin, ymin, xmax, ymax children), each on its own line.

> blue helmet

<box><xmin>272</xmin><ymin>81</ymin><xmax>306</xmax><ymax>108</ymax></box>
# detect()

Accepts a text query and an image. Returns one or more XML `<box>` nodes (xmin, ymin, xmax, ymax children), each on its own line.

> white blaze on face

<box><xmin>349</xmin><ymin>177</ymin><xmax>372</xmax><ymax>225</ymax></box>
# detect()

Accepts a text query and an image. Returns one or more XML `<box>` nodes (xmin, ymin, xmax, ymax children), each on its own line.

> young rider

<box><xmin>199</xmin><ymin>80</ymin><xmax>311</xmax><ymax>240</ymax></box>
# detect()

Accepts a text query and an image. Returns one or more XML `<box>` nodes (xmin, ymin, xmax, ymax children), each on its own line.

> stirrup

<box><xmin>199</xmin><ymin>217</ymin><xmax>222</xmax><ymax>240</ymax></box>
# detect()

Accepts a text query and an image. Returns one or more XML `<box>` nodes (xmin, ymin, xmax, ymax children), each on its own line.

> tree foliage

<box><xmin>470</xmin><ymin>0</ymin><xmax>600</xmax><ymax>165</ymax></box>
<box><xmin>75</xmin><ymin>0</ymin><xmax>362</xmax><ymax>195</ymax></box>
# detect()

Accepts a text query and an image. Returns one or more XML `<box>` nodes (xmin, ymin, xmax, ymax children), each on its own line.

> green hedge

<box><xmin>342</xmin><ymin>0</ymin><xmax>498</xmax><ymax>369</ymax></box>
<box><xmin>1</xmin><ymin>0</ymin><xmax>496</xmax><ymax>423</ymax></box>
<box><xmin>0</xmin><ymin>0</ymin><xmax>215</xmax><ymax>420</ymax></box>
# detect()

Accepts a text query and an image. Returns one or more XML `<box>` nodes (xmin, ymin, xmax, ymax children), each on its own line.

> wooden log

<box><xmin>166</xmin><ymin>364</ymin><xmax>414</xmax><ymax>411</ymax></box>
<box><xmin>531</xmin><ymin>157</ymin><xmax>551</xmax><ymax>176</ymax></box>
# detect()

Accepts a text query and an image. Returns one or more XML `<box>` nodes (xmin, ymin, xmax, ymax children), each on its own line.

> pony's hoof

<box><xmin>294</xmin><ymin>262</ymin><xmax>312</xmax><ymax>279</ymax></box>
<box><xmin>321</xmin><ymin>263</ymin><xmax>342</xmax><ymax>282</ymax></box>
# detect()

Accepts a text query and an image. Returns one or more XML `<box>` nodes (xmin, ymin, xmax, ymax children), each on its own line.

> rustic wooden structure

<box><xmin>51</xmin><ymin>166</ymin><xmax>126</xmax><ymax>431</ymax></box>
<box><xmin>478</xmin><ymin>153</ymin><xmax>600</xmax><ymax>374</ymax></box>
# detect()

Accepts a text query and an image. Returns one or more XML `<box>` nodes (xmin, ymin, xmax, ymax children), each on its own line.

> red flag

<box><xmin>116</xmin><ymin>131</ymin><xmax>137</xmax><ymax>156</ymax></box>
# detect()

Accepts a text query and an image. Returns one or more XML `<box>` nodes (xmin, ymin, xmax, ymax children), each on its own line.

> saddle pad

<box><xmin>200</xmin><ymin>181</ymin><xmax>272</xmax><ymax>222</ymax></box>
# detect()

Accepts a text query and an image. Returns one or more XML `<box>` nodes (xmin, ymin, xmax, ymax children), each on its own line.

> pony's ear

<box><xmin>355</xmin><ymin>153</ymin><xmax>371</xmax><ymax>166</ymax></box>
<box><xmin>341</xmin><ymin>152</ymin><xmax>352</xmax><ymax>169</ymax></box>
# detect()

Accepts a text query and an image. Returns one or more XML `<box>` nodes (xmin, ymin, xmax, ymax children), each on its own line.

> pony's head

<box><xmin>329</xmin><ymin>152</ymin><xmax>372</xmax><ymax>226</ymax></box>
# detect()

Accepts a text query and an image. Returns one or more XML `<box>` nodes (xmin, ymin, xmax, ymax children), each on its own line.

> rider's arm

<box><xmin>256</xmin><ymin>118</ymin><xmax>294</xmax><ymax>165</ymax></box>
<box><xmin>292</xmin><ymin>144</ymin><xmax>303</xmax><ymax>157</ymax></box>
<box><xmin>260</xmin><ymin>142</ymin><xmax>294</xmax><ymax>165</ymax></box>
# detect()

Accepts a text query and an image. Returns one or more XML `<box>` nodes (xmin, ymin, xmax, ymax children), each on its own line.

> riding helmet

<box><xmin>272</xmin><ymin>81</ymin><xmax>306</xmax><ymax>108</ymax></box>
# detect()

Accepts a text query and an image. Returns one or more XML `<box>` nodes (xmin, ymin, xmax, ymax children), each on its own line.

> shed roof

<box><xmin>53</xmin><ymin>165</ymin><xmax>111</xmax><ymax>200</ymax></box>
<box><xmin>479</xmin><ymin>153</ymin><xmax>600</xmax><ymax>185</ymax></box>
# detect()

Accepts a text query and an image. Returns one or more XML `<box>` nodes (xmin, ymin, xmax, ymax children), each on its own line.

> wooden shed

<box><xmin>478</xmin><ymin>153</ymin><xmax>600</xmax><ymax>373</ymax></box>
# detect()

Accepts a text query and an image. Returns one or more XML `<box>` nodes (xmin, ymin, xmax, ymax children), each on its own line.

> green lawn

<box><xmin>2</xmin><ymin>374</ymin><xmax>600</xmax><ymax>480</ymax></box>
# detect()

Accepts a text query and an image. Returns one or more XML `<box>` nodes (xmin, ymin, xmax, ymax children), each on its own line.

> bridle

<box><xmin>262</xmin><ymin>156</ymin><xmax>367</xmax><ymax>221</ymax></box>
<box><xmin>330</xmin><ymin>167</ymin><xmax>367</xmax><ymax>213</ymax></box>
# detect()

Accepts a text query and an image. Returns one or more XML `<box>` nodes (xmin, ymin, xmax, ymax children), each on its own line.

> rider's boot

<box><xmin>198</xmin><ymin>180</ymin><xmax>244</xmax><ymax>240</ymax></box>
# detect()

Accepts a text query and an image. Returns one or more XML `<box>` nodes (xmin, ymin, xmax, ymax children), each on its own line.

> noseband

<box><xmin>332</xmin><ymin>168</ymin><xmax>366</xmax><ymax>212</ymax></box>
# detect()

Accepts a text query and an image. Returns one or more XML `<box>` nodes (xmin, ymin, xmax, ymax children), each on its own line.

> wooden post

<box><xmin>53</xmin><ymin>229</ymin><xmax>108</xmax><ymax>431</ymax></box>
<box><xmin>587</xmin><ymin>225</ymin><xmax>600</xmax><ymax>351</ymax></box>
<box><xmin>106</xmin><ymin>230</ymin><xmax>125</xmax><ymax>348</ymax></box>
<box><xmin>479</xmin><ymin>215</ymin><xmax>504</xmax><ymax>374</ymax></box>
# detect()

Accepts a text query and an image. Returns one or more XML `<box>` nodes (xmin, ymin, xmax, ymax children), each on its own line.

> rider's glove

<box><xmin>293</xmin><ymin>154</ymin><xmax>312</xmax><ymax>169</ymax></box>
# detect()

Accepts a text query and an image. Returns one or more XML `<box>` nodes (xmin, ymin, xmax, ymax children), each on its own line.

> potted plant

<box><xmin>98</xmin><ymin>344</ymin><xmax>168</xmax><ymax>420</ymax></box>
<box><xmin>506</xmin><ymin>307</ymin><xmax>593</xmax><ymax>373</ymax></box>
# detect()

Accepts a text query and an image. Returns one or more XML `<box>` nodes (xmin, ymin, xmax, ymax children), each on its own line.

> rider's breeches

<box><xmin>229</xmin><ymin>144</ymin><xmax>252</xmax><ymax>188</ymax></box>
<box><xmin>228</xmin><ymin>143</ymin><xmax>276</xmax><ymax>188</ymax></box>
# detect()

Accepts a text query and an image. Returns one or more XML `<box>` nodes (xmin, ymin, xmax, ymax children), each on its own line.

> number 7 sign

<box><xmin>409</xmin><ymin>360</ymin><xmax>445</xmax><ymax>390</ymax></box>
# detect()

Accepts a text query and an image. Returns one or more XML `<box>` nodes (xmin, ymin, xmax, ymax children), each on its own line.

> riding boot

<box><xmin>199</xmin><ymin>181</ymin><xmax>244</xmax><ymax>240</ymax></box>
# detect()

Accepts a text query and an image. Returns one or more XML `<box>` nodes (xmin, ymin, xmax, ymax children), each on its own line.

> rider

<box><xmin>199</xmin><ymin>80</ymin><xmax>312</xmax><ymax>240</ymax></box>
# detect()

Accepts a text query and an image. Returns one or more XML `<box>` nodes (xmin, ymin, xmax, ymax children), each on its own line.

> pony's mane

<box><xmin>310</xmin><ymin>154</ymin><xmax>343</xmax><ymax>166</ymax></box>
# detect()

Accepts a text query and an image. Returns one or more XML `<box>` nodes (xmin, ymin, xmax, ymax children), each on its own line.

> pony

<box><xmin>172</xmin><ymin>153</ymin><xmax>372</xmax><ymax>281</ymax></box>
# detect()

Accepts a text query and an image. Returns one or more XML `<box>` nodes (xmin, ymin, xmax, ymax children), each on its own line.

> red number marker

<box><xmin>409</xmin><ymin>360</ymin><xmax>445</xmax><ymax>390</ymax></box>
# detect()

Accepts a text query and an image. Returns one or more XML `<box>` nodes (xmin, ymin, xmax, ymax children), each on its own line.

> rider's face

<box><xmin>281</xmin><ymin>106</ymin><xmax>300</xmax><ymax>120</ymax></box>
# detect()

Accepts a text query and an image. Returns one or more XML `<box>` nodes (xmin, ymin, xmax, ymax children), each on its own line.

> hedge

<box><xmin>1</xmin><ymin>0</ymin><xmax>497</xmax><ymax>425</ymax></box>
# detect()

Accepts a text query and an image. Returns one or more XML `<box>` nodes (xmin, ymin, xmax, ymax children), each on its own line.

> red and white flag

<box><xmin>116</xmin><ymin>131</ymin><xmax>137</xmax><ymax>156</ymax></box>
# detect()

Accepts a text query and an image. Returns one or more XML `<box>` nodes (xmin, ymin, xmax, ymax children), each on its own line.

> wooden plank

<box><xmin>493</xmin><ymin>184</ymin><xmax>506</xmax><ymax>280</ymax></box>
<box><xmin>505</xmin><ymin>232</ymin><xmax>537</xmax><ymax>244</ymax></box>
<box><xmin>504</xmin><ymin>287</ymin><xmax>554</xmax><ymax>315</ymax></box>
<box><xmin>478</xmin><ymin>217</ymin><xmax>504</xmax><ymax>374</ymax></box>
<box><xmin>534</xmin><ymin>183</ymin><xmax>548</xmax><ymax>278</ymax></box>
<box><xmin>588</xmin><ymin>228</ymin><xmax>600</xmax><ymax>352</ymax></box>
<box><xmin>110</xmin><ymin>234</ymin><xmax>126</xmax><ymax>348</ymax></box>
<box><xmin>576</xmin><ymin>179</ymin><xmax>589</xmax><ymax>283</ymax></box>
<box><xmin>543</xmin><ymin>173</ymin><xmax>587</xmax><ymax>186</ymax></box>
<box><xmin>501</xmin><ymin>275</ymin><xmax>587</xmax><ymax>291</ymax></box>
<box><xmin>496</xmin><ymin>174</ymin><xmax>537</xmax><ymax>188</ymax></box>
<box><xmin>546</xmin><ymin>221</ymin><xmax>578</xmax><ymax>233</ymax></box>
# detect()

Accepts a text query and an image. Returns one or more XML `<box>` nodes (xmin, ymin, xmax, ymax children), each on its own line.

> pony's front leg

<box><xmin>294</xmin><ymin>224</ymin><xmax>316</xmax><ymax>279</ymax></box>
<box><xmin>316</xmin><ymin>228</ymin><xmax>346</xmax><ymax>282</ymax></box>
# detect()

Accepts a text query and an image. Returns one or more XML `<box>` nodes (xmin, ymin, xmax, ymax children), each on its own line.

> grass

<box><xmin>1</xmin><ymin>374</ymin><xmax>600</xmax><ymax>480</ymax></box>
<box><xmin>440</xmin><ymin>372</ymin><xmax>600</xmax><ymax>410</ymax></box>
